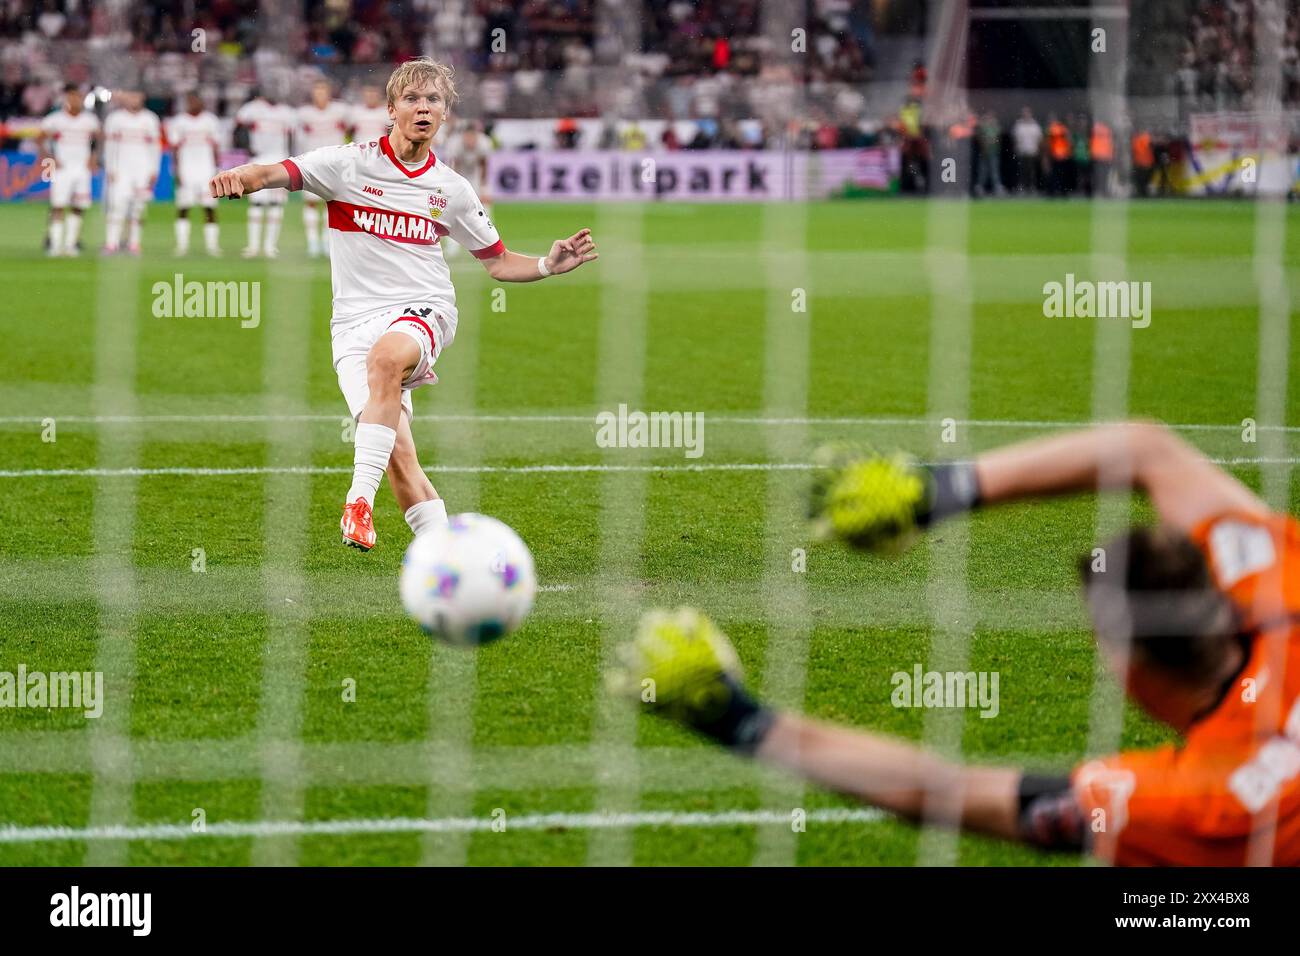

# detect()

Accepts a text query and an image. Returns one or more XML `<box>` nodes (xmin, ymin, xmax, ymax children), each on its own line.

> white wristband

<box><xmin>537</xmin><ymin>256</ymin><xmax>551</xmax><ymax>277</ymax></box>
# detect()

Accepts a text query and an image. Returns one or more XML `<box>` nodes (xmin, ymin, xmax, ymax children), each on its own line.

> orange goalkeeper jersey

<box><xmin>1071</xmin><ymin>510</ymin><xmax>1300</xmax><ymax>866</ymax></box>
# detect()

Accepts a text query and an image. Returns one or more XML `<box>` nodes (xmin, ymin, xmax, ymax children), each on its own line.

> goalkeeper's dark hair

<box><xmin>1078</xmin><ymin>525</ymin><xmax>1241</xmax><ymax>686</ymax></box>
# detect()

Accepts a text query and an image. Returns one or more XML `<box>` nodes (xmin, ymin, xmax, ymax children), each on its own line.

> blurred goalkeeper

<box><xmin>611</xmin><ymin>422</ymin><xmax>1300</xmax><ymax>865</ymax></box>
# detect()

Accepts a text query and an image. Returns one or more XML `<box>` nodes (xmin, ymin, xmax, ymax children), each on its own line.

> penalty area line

<box><xmin>0</xmin><ymin>807</ymin><xmax>885</xmax><ymax>843</ymax></box>
<box><xmin>2</xmin><ymin>458</ymin><xmax>1298</xmax><ymax>479</ymax></box>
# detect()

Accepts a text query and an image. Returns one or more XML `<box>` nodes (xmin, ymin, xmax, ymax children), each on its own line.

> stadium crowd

<box><xmin>0</xmin><ymin>0</ymin><xmax>877</xmax><ymax>117</ymax></box>
<box><xmin>1175</xmin><ymin>0</ymin><xmax>1300</xmax><ymax>110</ymax></box>
<box><xmin>0</xmin><ymin>0</ymin><xmax>1272</xmax><ymax>202</ymax></box>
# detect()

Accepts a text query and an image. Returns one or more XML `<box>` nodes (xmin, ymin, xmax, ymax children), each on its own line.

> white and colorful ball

<box><xmin>399</xmin><ymin>512</ymin><xmax>537</xmax><ymax>646</ymax></box>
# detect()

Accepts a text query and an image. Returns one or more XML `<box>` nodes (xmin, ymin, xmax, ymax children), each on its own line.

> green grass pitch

<box><xmin>1</xmin><ymin>196</ymin><xmax>1298</xmax><ymax>865</ymax></box>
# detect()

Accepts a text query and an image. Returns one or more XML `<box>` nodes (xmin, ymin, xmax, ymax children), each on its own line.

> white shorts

<box><xmin>248</xmin><ymin>155</ymin><xmax>288</xmax><ymax>206</ymax></box>
<box><xmin>49</xmin><ymin>166</ymin><xmax>92</xmax><ymax>209</ymax></box>
<box><xmin>249</xmin><ymin>186</ymin><xmax>288</xmax><ymax>206</ymax></box>
<box><xmin>106</xmin><ymin>172</ymin><xmax>153</xmax><ymax>211</ymax></box>
<box><xmin>176</xmin><ymin>174</ymin><xmax>217</xmax><ymax>209</ymax></box>
<box><xmin>331</xmin><ymin>304</ymin><xmax>449</xmax><ymax>420</ymax></box>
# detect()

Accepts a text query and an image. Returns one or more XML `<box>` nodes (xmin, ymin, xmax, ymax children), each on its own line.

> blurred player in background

<box><xmin>38</xmin><ymin>84</ymin><xmax>98</xmax><ymax>257</ymax></box>
<box><xmin>166</xmin><ymin>91</ymin><xmax>222</xmax><ymax>256</ymax></box>
<box><xmin>441</xmin><ymin>119</ymin><xmax>493</xmax><ymax>260</ymax></box>
<box><xmin>348</xmin><ymin>83</ymin><xmax>390</xmax><ymax>144</ymax></box>
<box><xmin>234</xmin><ymin>89</ymin><xmax>295</xmax><ymax>258</ymax></box>
<box><xmin>296</xmin><ymin>79</ymin><xmax>349</xmax><ymax>257</ymax></box>
<box><xmin>615</xmin><ymin>423</ymin><xmax>1300</xmax><ymax>865</ymax></box>
<box><xmin>209</xmin><ymin>58</ymin><xmax>597</xmax><ymax>552</ymax></box>
<box><xmin>102</xmin><ymin>89</ymin><xmax>161</xmax><ymax>256</ymax></box>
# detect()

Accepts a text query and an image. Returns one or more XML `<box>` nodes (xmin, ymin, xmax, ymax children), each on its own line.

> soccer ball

<box><xmin>399</xmin><ymin>513</ymin><xmax>537</xmax><ymax>646</ymax></box>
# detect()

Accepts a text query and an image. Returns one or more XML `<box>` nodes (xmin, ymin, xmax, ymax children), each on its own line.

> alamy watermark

<box><xmin>890</xmin><ymin>664</ymin><xmax>999</xmax><ymax>719</ymax></box>
<box><xmin>50</xmin><ymin>886</ymin><xmax>150</xmax><ymax>935</ymax></box>
<box><xmin>152</xmin><ymin>273</ymin><xmax>261</xmax><ymax>328</ymax></box>
<box><xmin>595</xmin><ymin>403</ymin><xmax>704</xmax><ymax>459</ymax></box>
<box><xmin>0</xmin><ymin>665</ymin><xmax>103</xmax><ymax>718</ymax></box>
<box><xmin>1042</xmin><ymin>273</ymin><xmax>1151</xmax><ymax>329</ymax></box>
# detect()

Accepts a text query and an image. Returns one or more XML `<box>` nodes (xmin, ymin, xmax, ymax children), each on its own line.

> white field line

<box><xmin>4</xmin><ymin>457</ymin><xmax>1297</xmax><ymax>480</ymax></box>
<box><xmin>0</xmin><ymin>807</ymin><xmax>886</xmax><ymax>844</ymax></box>
<box><xmin>2</xmin><ymin>412</ymin><xmax>1297</xmax><ymax>432</ymax></box>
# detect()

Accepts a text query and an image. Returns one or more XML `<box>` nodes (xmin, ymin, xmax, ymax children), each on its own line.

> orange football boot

<box><xmin>341</xmin><ymin>499</ymin><xmax>376</xmax><ymax>551</ymax></box>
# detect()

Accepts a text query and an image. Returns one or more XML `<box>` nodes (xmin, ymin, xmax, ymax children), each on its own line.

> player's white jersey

<box><xmin>166</xmin><ymin>110</ymin><xmax>221</xmax><ymax>177</ymax></box>
<box><xmin>296</xmin><ymin>101</ymin><xmax>349</xmax><ymax>152</ymax></box>
<box><xmin>447</xmin><ymin>133</ymin><xmax>493</xmax><ymax>194</ymax></box>
<box><xmin>104</xmin><ymin>107</ymin><xmax>162</xmax><ymax>179</ymax></box>
<box><xmin>41</xmin><ymin>109</ymin><xmax>99</xmax><ymax>170</ymax></box>
<box><xmin>348</xmin><ymin>104</ymin><xmax>390</xmax><ymax>143</ymax></box>
<box><xmin>283</xmin><ymin>137</ymin><xmax>503</xmax><ymax>335</ymax></box>
<box><xmin>235</xmin><ymin>99</ymin><xmax>295</xmax><ymax>161</ymax></box>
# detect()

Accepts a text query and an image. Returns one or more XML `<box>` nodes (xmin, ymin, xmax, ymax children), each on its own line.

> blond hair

<box><xmin>385</xmin><ymin>57</ymin><xmax>458</xmax><ymax>109</ymax></box>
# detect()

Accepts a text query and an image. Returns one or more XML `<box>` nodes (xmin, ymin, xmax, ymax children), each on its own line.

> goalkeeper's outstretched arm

<box><xmin>614</xmin><ymin>608</ymin><xmax>1083</xmax><ymax>852</ymax></box>
<box><xmin>757</xmin><ymin>711</ymin><xmax>1027</xmax><ymax>842</ymax></box>
<box><xmin>973</xmin><ymin>421</ymin><xmax>1265</xmax><ymax>531</ymax></box>
<box><xmin>813</xmin><ymin>421</ymin><xmax>1268</xmax><ymax>550</ymax></box>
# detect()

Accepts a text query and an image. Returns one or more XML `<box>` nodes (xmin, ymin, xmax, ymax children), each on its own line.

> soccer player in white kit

<box><xmin>297</xmin><ymin>80</ymin><xmax>349</xmax><ymax>257</ymax></box>
<box><xmin>348</xmin><ymin>84</ymin><xmax>390</xmax><ymax>144</ymax></box>
<box><xmin>38</xmin><ymin>84</ymin><xmax>99</xmax><ymax>257</ymax></box>
<box><xmin>210</xmin><ymin>58</ymin><xmax>598</xmax><ymax>551</ymax></box>
<box><xmin>102</xmin><ymin>89</ymin><xmax>161</xmax><ymax>255</ymax></box>
<box><xmin>234</xmin><ymin>90</ymin><xmax>295</xmax><ymax>258</ymax></box>
<box><xmin>167</xmin><ymin>91</ymin><xmax>222</xmax><ymax>256</ymax></box>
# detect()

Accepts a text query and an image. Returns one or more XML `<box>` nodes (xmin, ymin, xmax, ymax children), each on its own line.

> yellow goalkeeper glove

<box><xmin>607</xmin><ymin>607</ymin><xmax>774</xmax><ymax>753</ymax></box>
<box><xmin>809</xmin><ymin>443</ymin><xmax>981</xmax><ymax>552</ymax></box>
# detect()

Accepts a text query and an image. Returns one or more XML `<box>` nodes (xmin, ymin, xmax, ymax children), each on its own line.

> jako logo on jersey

<box><xmin>327</xmin><ymin>200</ymin><xmax>445</xmax><ymax>245</ymax></box>
<box><xmin>362</xmin><ymin>184</ymin><xmax>383</xmax><ymax>196</ymax></box>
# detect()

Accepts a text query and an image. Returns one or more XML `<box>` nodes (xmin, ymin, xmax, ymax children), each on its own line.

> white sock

<box><xmin>203</xmin><ymin>221</ymin><xmax>220</xmax><ymax>253</ymax></box>
<box><xmin>304</xmin><ymin>204</ymin><xmax>321</xmax><ymax>252</ymax></box>
<box><xmin>246</xmin><ymin>206</ymin><xmax>263</xmax><ymax>251</ymax></box>
<box><xmin>405</xmin><ymin>498</ymin><xmax>448</xmax><ymax>536</ymax></box>
<box><xmin>347</xmin><ymin>422</ymin><xmax>397</xmax><ymax>507</ymax></box>
<box><xmin>127</xmin><ymin>216</ymin><xmax>142</xmax><ymax>248</ymax></box>
<box><xmin>48</xmin><ymin>218</ymin><xmax>64</xmax><ymax>253</ymax></box>
<box><xmin>264</xmin><ymin>206</ymin><xmax>283</xmax><ymax>251</ymax></box>
<box><xmin>105</xmin><ymin>214</ymin><xmax>124</xmax><ymax>249</ymax></box>
<box><xmin>175</xmin><ymin>217</ymin><xmax>191</xmax><ymax>252</ymax></box>
<box><xmin>65</xmin><ymin>212</ymin><xmax>82</xmax><ymax>251</ymax></box>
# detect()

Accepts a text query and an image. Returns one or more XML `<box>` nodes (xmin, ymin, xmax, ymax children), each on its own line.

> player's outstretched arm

<box><xmin>610</xmin><ymin>608</ymin><xmax>1030</xmax><ymax>845</ymax></box>
<box><xmin>759</xmin><ymin>711</ymin><xmax>1023</xmax><ymax>840</ymax></box>
<box><xmin>811</xmin><ymin>420</ymin><xmax>1266</xmax><ymax>551</ymax></box>
<box><xmin>209</xmin><ymin>162</ymin><xmax>290</xmax><ymax>200</ymax></box>
<box><xmin>974</xmin><ymin>421</ymin><xmax>1265</xmax><ymax>531</ymax></box>
<box><xmin>481</xmin><ymin>228</ymin><xmax>597</xmax><ymax>282</ymax></box>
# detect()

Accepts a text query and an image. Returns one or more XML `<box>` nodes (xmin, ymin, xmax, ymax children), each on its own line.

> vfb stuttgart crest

<box><xmin>428</xmin><ymin>190</ymin><xmax>447</xmax><ymax>219</ymax></box>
